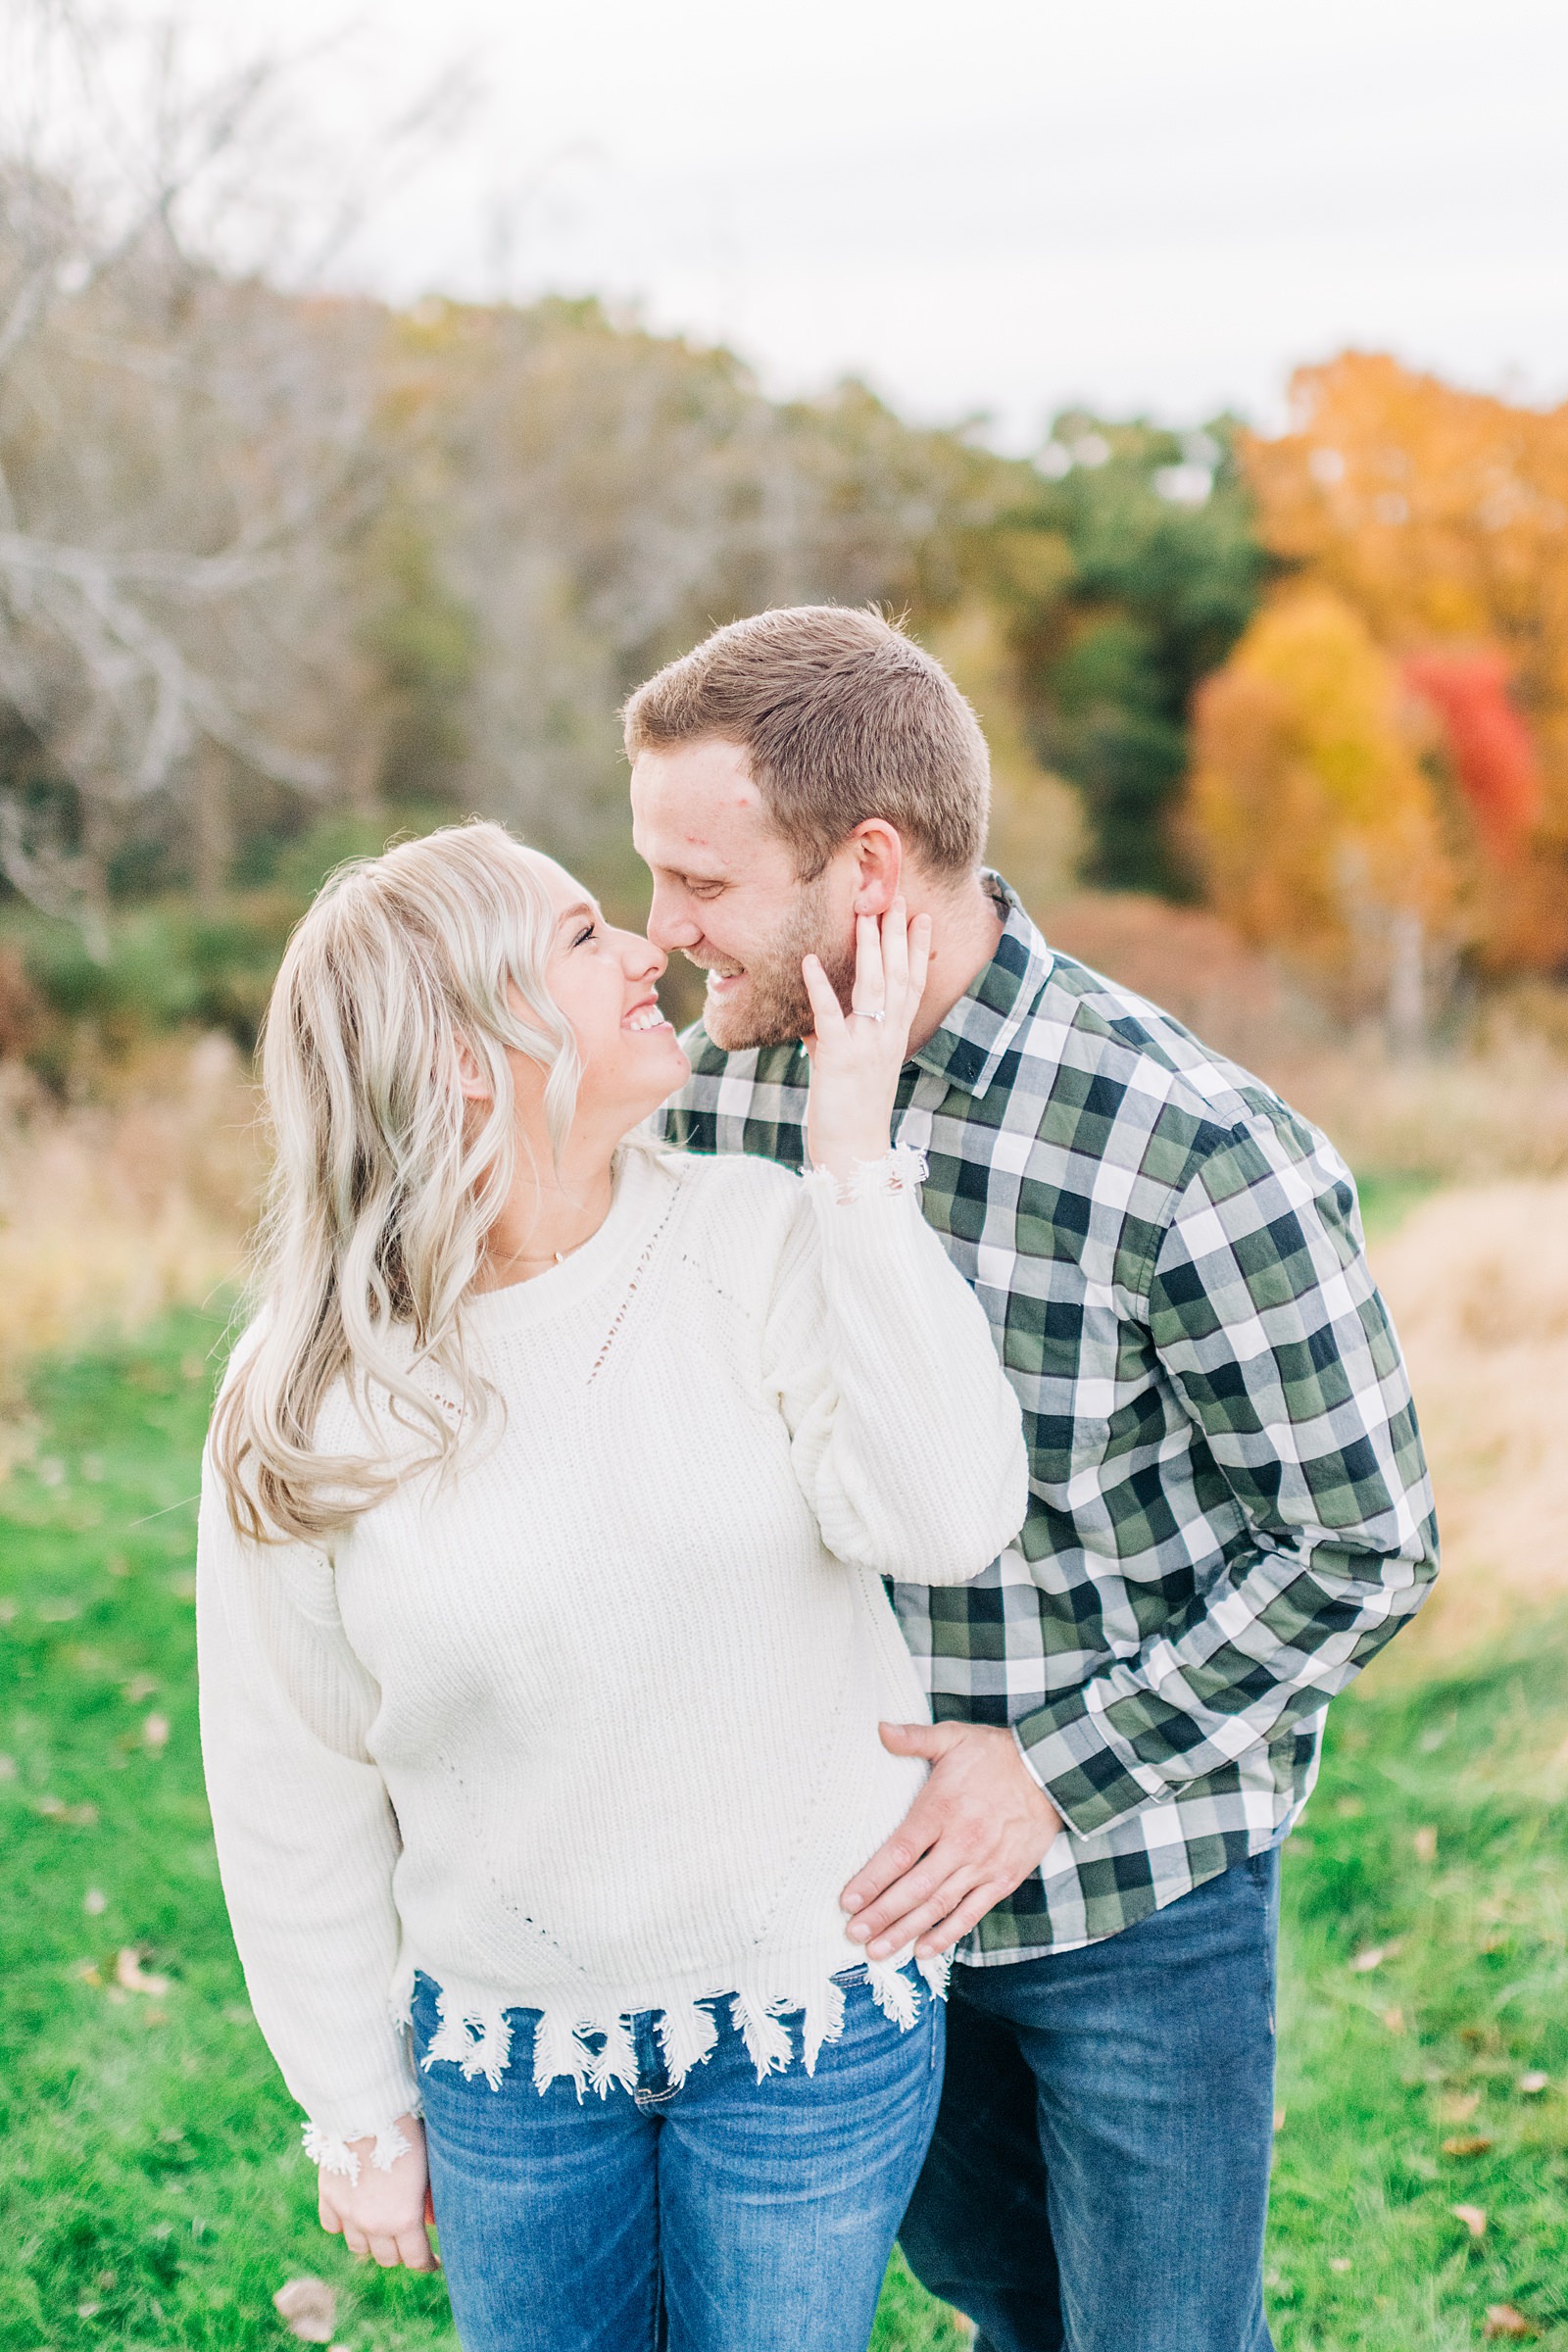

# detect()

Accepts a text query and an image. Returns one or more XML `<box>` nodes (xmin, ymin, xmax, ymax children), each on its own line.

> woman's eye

<box><xmin>571</xmin><ymin>923</ymin><xmax>597</xmax><ymax>949</ymax></box>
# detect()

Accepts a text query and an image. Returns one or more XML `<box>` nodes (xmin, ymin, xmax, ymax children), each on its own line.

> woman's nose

<box><xmin>620</xmin><ymin>928</ymin><xmax>667</xmax><ymax>983</ymax></box>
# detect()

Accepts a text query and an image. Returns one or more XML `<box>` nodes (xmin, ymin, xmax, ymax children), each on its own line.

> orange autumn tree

<box><xmin>1187</xmin><ymin>589</ymin><xmax>1455</xmax><ymax>1025</ymax></box>
<box><xmin>1209</xmin><ymin>352</ymin><xmax>1568</xmax><ymax>976</ymax></box>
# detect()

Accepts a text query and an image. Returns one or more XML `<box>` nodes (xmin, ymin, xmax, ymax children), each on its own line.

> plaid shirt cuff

<box><xmin>1013</xmin><ymin>1687</ymin><xmax>1171</xmax><ymax>1839</ymax></box>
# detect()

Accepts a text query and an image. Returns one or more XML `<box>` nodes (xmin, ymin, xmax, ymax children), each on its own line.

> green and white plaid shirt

<box><xmin>656</xmin><ymin>875</ymin><xmax>1438</xmax><ymax>1962</ymax></box>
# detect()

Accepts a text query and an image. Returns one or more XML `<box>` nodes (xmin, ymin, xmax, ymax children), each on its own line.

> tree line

<box><xmin>2</xmin><ymin>2</ymin><xmax>1564</xmax><ymax>1071</ymax></box>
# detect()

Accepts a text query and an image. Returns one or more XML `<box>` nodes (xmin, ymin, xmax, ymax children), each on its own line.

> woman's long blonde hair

<box><xmin>213</xmin><ymin>820</ymin><xmax>580</xmax><ymax>1545</ymax></box>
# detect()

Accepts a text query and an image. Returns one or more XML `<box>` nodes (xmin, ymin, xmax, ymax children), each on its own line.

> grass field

<box><xmin>3</xmin><ymin>1310</ymin><xmax>1567</xmax><ymax>2352</ymax></box>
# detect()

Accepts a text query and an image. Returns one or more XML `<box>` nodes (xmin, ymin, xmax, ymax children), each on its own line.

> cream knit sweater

<box><xmin>197</xmin><ymin>1143</ymin><xmax>1028</xmax><ymax>2176</ymax></box>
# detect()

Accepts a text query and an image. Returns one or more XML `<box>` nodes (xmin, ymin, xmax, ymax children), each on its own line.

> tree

<box><xmin>1237</xmin><ymin>352</ymin><xmax>1568</xmax><ymax>973</ymax></box>
<box><xmin>0</xmin><ymin>0</ymin><xmax>448</xmax><ymax>940</ymax></box>
<box><xmin>986</xmin><ymin>414</ymin><xmax>1265</xmax><ymax>897</ymax></box>
<box><xmin>1186</xmin><ymin>587</ymin><xmax>1455</xmax><ymax>1035</ymax></box>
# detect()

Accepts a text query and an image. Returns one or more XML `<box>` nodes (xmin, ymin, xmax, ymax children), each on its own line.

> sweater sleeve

<box><xmin>196</xmin><ymin>1450</ymin><xmax>419</xmax><ymax>2178</ymax></box>
<box><xmin>761</xmin><ymin>1149</ymin><xmax>1029</xmax><ymax>1583</ymax></box>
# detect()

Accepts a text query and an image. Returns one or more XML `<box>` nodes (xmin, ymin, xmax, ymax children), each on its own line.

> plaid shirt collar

<box><xmin>911</xmin><ymin>873</ymin><xmax>1054</xmax><ymax>1102</ymax></box>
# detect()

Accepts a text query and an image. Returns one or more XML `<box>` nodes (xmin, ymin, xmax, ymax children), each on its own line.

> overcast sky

<box><xmin>154</xmin><ymin>0</ymin><xmax>1568</xmax><ymax>447</ymax></box>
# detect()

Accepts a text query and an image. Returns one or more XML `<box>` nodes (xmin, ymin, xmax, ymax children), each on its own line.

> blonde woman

<box><xmin>197</xmin><ymin>821</ymin><xmax>1027</xmax><ymax>2352</ymax></box>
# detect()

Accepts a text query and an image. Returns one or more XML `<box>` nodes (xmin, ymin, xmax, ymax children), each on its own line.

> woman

<box><xmin>198</xmin><ymin>820</ymin><xmax>1027</xmax><ymax>2352</ymax></box>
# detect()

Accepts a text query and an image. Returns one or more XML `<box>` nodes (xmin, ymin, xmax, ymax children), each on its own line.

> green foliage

<box><xmin>354</xmin><ymin>509</ymin><xmax>479</xmax><ymax>812</ymax></box>
<box><xmin>16</xmin><ymin>1314</ymin><xmax>1561</xmax><ymax>2349</ymax></box>
<box><xmin>8</xmin><ymin>810</ymin><xmax>466</xmax><ymax>1072</ymax></box>
<box><xmin>993</xmin><ymin>416</ymin><xmax>1266</xmax><ymax>895</ymax></box>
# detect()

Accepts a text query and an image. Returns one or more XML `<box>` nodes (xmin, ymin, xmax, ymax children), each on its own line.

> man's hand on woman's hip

<box><xmin>841</xmin><ymin>1722</ymin><xmax>1062</xmax><ymax>1960</ymax></box>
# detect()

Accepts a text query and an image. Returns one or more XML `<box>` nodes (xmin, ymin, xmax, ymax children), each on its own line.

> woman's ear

<box><xmin>454</xmin><ymin>1032</ymin><xmax>492</xmax><ymax>1104</ymax></box>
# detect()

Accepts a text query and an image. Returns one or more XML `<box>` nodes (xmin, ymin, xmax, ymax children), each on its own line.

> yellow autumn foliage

<box><xmin>1236</xmin><ymin>352</ymin><xmax>1568</xmax><ymax>970</ymax></box>
<box><xmin>1186</xmin><ymin>588</ymin><xmax>1454</xmax><ymax>999</ymax></box>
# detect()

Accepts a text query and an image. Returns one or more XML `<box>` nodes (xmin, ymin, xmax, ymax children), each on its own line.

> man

<box><xmin>626</xmin><ymin>605</ymin><xmax>1437</xmax><ymax>2352</ymax></box>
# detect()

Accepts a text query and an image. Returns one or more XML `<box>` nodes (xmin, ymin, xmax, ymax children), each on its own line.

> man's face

<box><xmin>630</xmin><ymin>739</ymin><xmax>857</xmax><ymax>1050</ymax></box>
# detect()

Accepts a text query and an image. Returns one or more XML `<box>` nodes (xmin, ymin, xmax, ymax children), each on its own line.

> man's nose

<box><xmin>646</xmin><ymin>883</ymin><xmax>700</xmax><ymax>953</ymax></box>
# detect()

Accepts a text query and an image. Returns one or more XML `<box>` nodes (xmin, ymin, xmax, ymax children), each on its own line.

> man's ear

<box><xmin>848</xmin><ymin>821</ymin><xmax>904</xmax><ymax>915</ymax></box>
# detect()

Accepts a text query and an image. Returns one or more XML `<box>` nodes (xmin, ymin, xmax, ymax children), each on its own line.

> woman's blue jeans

<box><xmin>411</xmin><ymin>1967</ymin><xmax>944</xmax><ymax>2352</ymax></box>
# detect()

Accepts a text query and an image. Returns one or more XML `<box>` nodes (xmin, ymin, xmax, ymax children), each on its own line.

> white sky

<box><xmin>152</xmin><ymin>0</ymin><xmax>1568</xmax><ymax>446</ymax></box>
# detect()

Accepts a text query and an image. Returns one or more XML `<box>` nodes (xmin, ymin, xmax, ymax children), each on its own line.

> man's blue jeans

<box><xmin>411</xmin><ymin>1965</ymin><xmax>943</xmax><ymax>2352</ymax></box>
<box><xmin>899</xmin><ymin>1849</ymin><xmax>1281</xmax><ymax>2352</ymax></box>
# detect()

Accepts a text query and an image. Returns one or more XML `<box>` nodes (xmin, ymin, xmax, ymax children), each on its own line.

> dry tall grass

<box><xmin>1045</xmin><ymin>894</ymin><xmax>1568</xmax><ymax>1178</ymax></box>
<box><xmin>0</xmin><ymin>1035</ymin><xmax>261</xmax><ymax>1427</ymax></box>
<box><xmin>1</xmin><ymin>1004</ymin><xmax>1564</xmax><ymax>1666</ymax></box>
<box><xmin>1369</xmin><ymin>1177</ymin><xmax>1568</xmax><ymax>1664</ymax></box>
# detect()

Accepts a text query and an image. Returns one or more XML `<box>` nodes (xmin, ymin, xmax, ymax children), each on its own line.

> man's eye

<box><xmin>686</xmin><ymin>880</ymin><xmax>723</xmax><ymax>900</ymax></box>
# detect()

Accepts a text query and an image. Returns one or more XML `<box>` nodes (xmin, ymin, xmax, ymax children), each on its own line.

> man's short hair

<box><xmin>622</xmin><ymin>606</ymin><xmax>990</xmax><ymax>877</ymax></box>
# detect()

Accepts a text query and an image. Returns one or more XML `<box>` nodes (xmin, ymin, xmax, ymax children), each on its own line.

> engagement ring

<box><xmin>856</xmin><ymin>1008</ymin><xmax>887</xmax><ymax>1022</ymax></box>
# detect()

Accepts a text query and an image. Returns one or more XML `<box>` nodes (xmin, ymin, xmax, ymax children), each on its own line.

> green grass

<box><xmin>3</xmin><ymin>1314</ymin><xmax>1566</xmax><ymax>2351</ymax></box>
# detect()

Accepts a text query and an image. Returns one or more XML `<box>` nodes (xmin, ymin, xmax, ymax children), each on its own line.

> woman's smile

<box><xmin>622</xmin><ymin>996</ymin><xmax>671</xmax><ymax>1033</ymax></box>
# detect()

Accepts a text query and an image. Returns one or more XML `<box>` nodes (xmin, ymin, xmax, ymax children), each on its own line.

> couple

<box><xmin>197</xmin><ymin>606</ymin><xmax>1438</xmax><ymax>2352</ymax></box>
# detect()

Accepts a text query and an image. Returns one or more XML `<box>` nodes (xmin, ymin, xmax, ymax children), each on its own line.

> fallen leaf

<box><xmin>1451</xmin><ymin>2202</ymin><xmax>1487</xmax><ymax>2237</ymax></box>
<box><xmin>36</xmin><ymin>1795</ymin><xmax>98</xmax><ymax>1826</ymax></box>
<box><xmin>1349</xmin><ymin>1946</ymin><xmax>1385</xmax><ymax>1974</ymax></box>
<box><xmin>1381</xmin><ymin>2005</ymin><xmax>1405</xmax><ymax>2034</ymax></box>
<box><xmin>116</xmin><ymin>1948</ymin><xmax>172</xmax><ymax>1996</ymax></box>
<box><xmin>1443</xmin><ymin>2133</ymin><xmax>1494</xmax><ymax>2158</ymax></box>
<box><xmin>1335</xmin><ymin>1794</ymin><xmax>1364</xmax><ymax>1818</ymax></box>
<box><xmin>273</xmin><ymin>2276</ymin><xmax>337</xmax><ymax>2343</ymax></box>
<box><xmin>1440</xmin><ymin>2091</ymin><xmax>1482</xmax><ymax>2124</ymax></box>
<box><xmin>68</xmin><ymin>1958</ymin><xmax>102</xmax><ymax>1985</ymax></box>
<box><xmin>83</xmin><ymin>1887</ymin><xmax>107</xmax><ymax>1915</ymax></box>
<box><xmin>142</xmin><ymin>1713</ymin><xmax>171</xmax><ymax>1753</ymax></box>
<box><xmin>75</xmin><ymin>2299</ymin><xmax>100</xmax><ymax>2319</ymax></box>
<box><xmin>1517</xmin><ymin>2071</ymin><xmax>1549</xmax><ymax>2096</ymax></box>
<box><xmin>122</xmin><ymin>1674</ymin><xmax>158</xmax><ymax>1701</ymax></box>
<box><xmin>1273</xmin><ymin>2106</ymin><xmax>1287</xmax><ymax>2132</ymax></box>
<box><xmin>1329</xmin><ymin>2256</ymin><xmax>1351</xmax><ymax>2273</ymax></box>
<box><xmin>1484</xmin><ymin>2307</ymin><xmax>1537</xmax><ymax>2340</ymax></box>
<box><xmin>1413</xmin><ymin>1825</ymin><xmax>1438</xmax><ymax>1863</ymax></box>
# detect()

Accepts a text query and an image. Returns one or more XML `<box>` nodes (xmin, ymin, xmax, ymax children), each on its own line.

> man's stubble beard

<box><xmin>694</xmin><ymin>873</ymin><xmax>858</xmax><ymax>1052</ymax></box>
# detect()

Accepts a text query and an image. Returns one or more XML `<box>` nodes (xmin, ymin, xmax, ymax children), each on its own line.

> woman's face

<box><xmin>527</xmin><ymin>854</ymin><xmax>690</xmax><ymax>1133</ymax></box>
